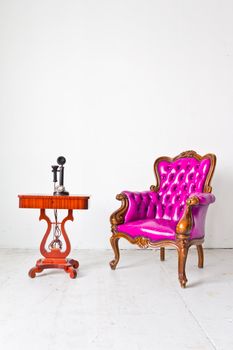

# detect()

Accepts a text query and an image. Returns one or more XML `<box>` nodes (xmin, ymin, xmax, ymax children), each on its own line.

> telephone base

<box><xmin>53</xmin><ymin>191</ymin><xmax>69</xmax><ymax>196</ymax></box>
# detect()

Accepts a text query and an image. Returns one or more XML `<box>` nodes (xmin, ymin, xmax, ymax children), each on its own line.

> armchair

<box><xmin>109</xmin><ymin>150</ymin><xmax>216</xmax><ymax>288</ymax></box>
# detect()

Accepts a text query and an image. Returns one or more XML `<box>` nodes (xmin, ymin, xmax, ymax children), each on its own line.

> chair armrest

<box><xmin>187</xmin><ymin>192</ymin><xmax>215</xmax><ymax>206</ymax></box>
<box><xmin>176</xmin><ymin>192</ymin><xmax>216</xmax><ymax>237</ymax></box>
<box><xmin>110</xmin><ymin>191</ymin><xmax>157</xmax><ymax>226</ymax></box>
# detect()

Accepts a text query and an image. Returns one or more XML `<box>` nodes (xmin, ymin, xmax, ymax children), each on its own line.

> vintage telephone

<box><xmin>51</xmin><ymin>156</ymin><xmax>69</xmax><ymax>196</ymax></box>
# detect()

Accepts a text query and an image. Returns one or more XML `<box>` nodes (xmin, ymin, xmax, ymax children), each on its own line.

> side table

<box><xmin>18</xmin><ymin>195</ymin><xmax>89</xmax><ymax>278</ymax></box>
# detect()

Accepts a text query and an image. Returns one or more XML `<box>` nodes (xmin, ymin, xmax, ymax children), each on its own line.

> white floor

<box><xmin>0</xmin><ymin>248</ymin><xmax>232</xmax><ymax>350</ymax></box>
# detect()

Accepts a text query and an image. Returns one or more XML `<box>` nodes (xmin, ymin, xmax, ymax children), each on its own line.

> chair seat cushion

<box><xmin>117</xmin><ymin>219</ymin><xmax>177</xmax><ymax>241</ymax></box>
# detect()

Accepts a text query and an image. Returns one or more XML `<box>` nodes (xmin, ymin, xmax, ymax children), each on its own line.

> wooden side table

<box><xmin>18</xmin><ymin>195</ymin><xmax>89</xmax><ymax>279</ymax></box>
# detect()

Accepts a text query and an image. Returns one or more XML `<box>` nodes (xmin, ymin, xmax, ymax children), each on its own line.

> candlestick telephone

<box><xmin>51</xmin><ymin>156</ymin><xmax>69</xmax><ymax>196</ymax></box>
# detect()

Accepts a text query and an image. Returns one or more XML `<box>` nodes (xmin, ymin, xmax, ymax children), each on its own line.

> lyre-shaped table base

<box><xmin>18</xmin><ymin>194</ymin><xmax>89</xmax><ymax>279</ymax></box>
<box><xmin>28</xmin><ymin>209</ymin><xmax>79</xmax><ymax>279</ymax></box>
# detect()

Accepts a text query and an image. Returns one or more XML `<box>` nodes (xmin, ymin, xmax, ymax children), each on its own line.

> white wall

<box><xmin>0</xmin><ymin>0</ymin><xmax>233</xmax><ymax>249</ymax></box>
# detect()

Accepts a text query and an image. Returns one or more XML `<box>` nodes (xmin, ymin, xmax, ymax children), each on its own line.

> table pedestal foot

<box><xmin>28</xmin><ymin>266</ymin><xmax>43</xmax><ymax>278</ymax></box>
<box><xmin>68</xmin><ymin>259</ymin><xmax>79</xmax><ymax>269</ymax></box>
<box><xmin>28</xmin><ymin>258</ymin><xmax>79</xmax><ymax>279</ymax></box>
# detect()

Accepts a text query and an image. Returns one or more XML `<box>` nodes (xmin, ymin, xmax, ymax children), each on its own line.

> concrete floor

<box><xmin>0</xmin><ymin>248</ymin><xmax>232</xmax><ymax>350</ymax></box>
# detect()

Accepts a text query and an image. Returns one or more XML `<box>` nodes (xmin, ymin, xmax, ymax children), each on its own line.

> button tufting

<box><xmin>169</xmin><ymin>174</ymin><xmax>174</xmax><ymax>181</ymax></box>
<box><xmin>154</xmin><ymin>157</ymin><xmax>211</xmax><ymax>221</ymax></box>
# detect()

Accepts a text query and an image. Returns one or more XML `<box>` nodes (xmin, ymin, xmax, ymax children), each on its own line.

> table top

<box><xmin>18</xmin><ymin>194</ymin><xmax>90</xmax><ymax>210</ymax></box>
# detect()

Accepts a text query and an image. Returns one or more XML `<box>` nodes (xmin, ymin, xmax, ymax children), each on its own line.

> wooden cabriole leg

<box><xmin>109</xmin><ymin>235</ymin><xmax>120</xmax><ymax>270</ymax></box>
<box><xmin>160</xmin><ymin>247</ymin><xmax>165</xmax><ymax>261</ymax></box>
<box><xmin>196</xmin><ymin>244</ymin><xmax>204</xmax><ymax>268</ymax></box>
<box><xmin>177</xmin><ymin>240</ymin><xmax>189</xmax><ymax>288</ymax></box>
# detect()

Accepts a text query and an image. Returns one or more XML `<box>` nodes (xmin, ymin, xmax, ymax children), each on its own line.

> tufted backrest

<box><xmin>153</xmin><ymin>152</ymin><xmax>215</xmax><ymax>221</ymax></box>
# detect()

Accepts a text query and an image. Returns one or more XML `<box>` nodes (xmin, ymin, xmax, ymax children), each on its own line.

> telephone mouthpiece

<box><xmin>57</xmin><ymin>156</ymin><xmax>66</xmax><ymax>165</ymax></box>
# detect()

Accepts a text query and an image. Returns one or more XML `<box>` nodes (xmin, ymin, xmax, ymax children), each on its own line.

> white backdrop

<box><xmin>0</xmin><ymin>0</ymin><xmax>232</xmax><ymax>249</ymax></box>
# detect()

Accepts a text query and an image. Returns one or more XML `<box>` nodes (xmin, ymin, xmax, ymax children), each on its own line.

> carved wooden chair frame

<box><xmin>109</xmin><ymin>150</ymin><xmax>216</xmax><ymax>288</ymax></box>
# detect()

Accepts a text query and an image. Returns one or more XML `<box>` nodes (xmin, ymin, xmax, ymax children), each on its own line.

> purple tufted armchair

<box><xmin>109</xmin><ymin>151</ymin><xmax>216</xmax><ymax>288</ymax></box>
